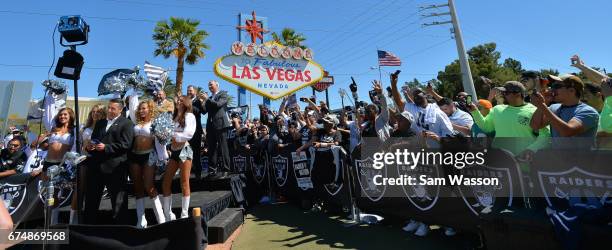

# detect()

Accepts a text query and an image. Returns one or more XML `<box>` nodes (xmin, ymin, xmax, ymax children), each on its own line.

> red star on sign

<box><xmin>237</xmin><ymin>11</ymin><xmax>268</xmax><ymax>44</ymax></box>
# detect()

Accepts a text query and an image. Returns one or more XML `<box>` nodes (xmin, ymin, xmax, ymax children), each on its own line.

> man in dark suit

<box><xmin>199</xmin><ymin>80</ymin><xmax>231</xmax><ymax>172</ymax></box>
<box><xmin>187</xmin><ymin>85</ymin><xmax>204</xmax><ymax>179</ymax></box>
<box><xmin>84</xmin><ymin>98</ymin><xmax>134</xmax><ymax>224</ymax></box>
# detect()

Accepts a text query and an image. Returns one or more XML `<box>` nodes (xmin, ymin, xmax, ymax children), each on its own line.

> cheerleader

<box><xmin>162</xmin><ymin>96</ymin><xmax>196</xmax><ymax>220</ymax></box>
<box><xmin>42</xmin><ymin>90</ymin><xmax>77</xmax><ymax>224</ymax></box>
<box><xmin>127</xmin><ymin>96</ymin><xmax>167</xmax><ymax>227</ymax></box>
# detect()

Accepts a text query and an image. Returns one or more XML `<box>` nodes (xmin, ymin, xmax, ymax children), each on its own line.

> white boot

<box><xmin>136</xmin><ymin>198</ymin><xmax>148</xmax><ymax>228</ymax></box>
<box><xmin>169</xmin><ymin>196</ymin><xmax>176</xmax><ymax>220</ymax></box>
<box><xmin>181</xmin><ymin>196</ymin><xmax>190</xmax><ymax>218</ymax></box>
<box><xmin>50</xmin><ymin>208</ymin><xmax>60</xmax><ymax>225</ymax></box>
<box><xmin>162</xmin><ymin>195</ymin><xmax>176</xmax><ymax>221</ymax></box>
<box><xmin>152</xmin><ymin>196</ymin><xmax>166</xmax><ymax>224</ymax></box>
<box><xmin>69</xmin><ymin>209</ymin><xmax>78</xmax><ymax>225</ymax></box>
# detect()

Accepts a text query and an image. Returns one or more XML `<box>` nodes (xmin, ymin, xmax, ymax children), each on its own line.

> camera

<box><xmin>386</xmin><ymin>86</ymin><xmax>393</xmax><ymax>98</ymax></box>
<box><xmin>299</xmin><ymin>97</ymin><xmax>308</xmax><ymax>102</ymax></box>
<box><xmin>350</xmin><ymin>77</ymin><xmax>358</xmax><ymax>92</ymax></box>
<box><xmin>391</xmin><ymin>70</ymin><xmax>401</xmax><ymax>77</ymax></box>
<box><xmin>369</xmin><ymin>90</ymin><xmax>380</xmax><ymax>104</ymax></box>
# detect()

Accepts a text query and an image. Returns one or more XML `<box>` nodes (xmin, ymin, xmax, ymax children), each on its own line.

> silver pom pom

<box><xmin>151</xmin><ymin>112</ymin><xmax>175</xmax><ymax>145</ymax></box>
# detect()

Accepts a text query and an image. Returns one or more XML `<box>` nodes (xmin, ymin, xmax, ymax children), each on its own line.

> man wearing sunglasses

<box><xmin>468</xmin><ymin>81</ymin><xmax>550</xmax><ymax>168</ymax></box>
<box><xmin>0</xmin><ymin>138</ymin><xmax>27</xmax><ymax>179</ymax></box>
<box><xmin>531</xmin><ymin>75</ymin><xmax>599</xmax><ymax>148</ymax></box>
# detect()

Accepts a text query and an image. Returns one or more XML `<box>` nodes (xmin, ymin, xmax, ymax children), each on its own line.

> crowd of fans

<box><xmin>1</xmin><ymin>55</ymin><xmax>611</xmax><ymax>239</ymax></box>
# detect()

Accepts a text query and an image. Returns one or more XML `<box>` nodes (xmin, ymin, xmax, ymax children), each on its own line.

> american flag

<box><xmin>377</xmin><ymin>50</ymin><xmax>401</xmax><ymax>66</ymax></box>
<box><xmin>144</xmin><ymin>61</ymin><xmax>168</xmax><ymax>86</ymax></box>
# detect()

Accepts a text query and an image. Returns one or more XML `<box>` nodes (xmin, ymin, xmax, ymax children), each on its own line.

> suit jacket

<box><xmin>202</xmin><ymin>91</ymin><xmax>231</xmax><ymax>130</ymax></box>
<box><xmin>89</xmin><ymin>116</ymin><xmax>134</xmax><ymax>174</ymax></box>
<box><xmin>191</xmin><ymin>97</ymin><xmax>204</xmax><ymax>137</ymax></box>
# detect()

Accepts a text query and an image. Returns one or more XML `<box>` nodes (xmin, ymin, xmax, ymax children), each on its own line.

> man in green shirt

<box><xmin>467</xmin><ymin>81</ymin><xmax>550</xmax><ymax>169</ymax></box>
<box><xmin>597</xmin><ymin>78</ymin><xmax>612</xmax><ymax>149</ymax></box>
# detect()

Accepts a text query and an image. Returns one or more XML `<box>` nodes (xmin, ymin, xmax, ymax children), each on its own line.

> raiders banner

<box><xmin>531</xmin><ymin>149</ymin><xmax>612</xmax><ymax>210</ymax></box>
<box><xmin>1</xmin><ymin>174</ymin><xmax>44</xmax><ymax>224</ymax></box>
<box><xmin>249</xmin><ymin>150</ymin><xmax>268</xmax><ymax>185</ymax></box>
<box><xmin>291</xmin><ymin>151</ymin><xmax>313</xmax><ymax>190</ymax></box>
<box><xmin>272</xmin><ymin>155</ymin><xmax>289</xmax><ymax>188</ymax></box>
<box><xmin>456</xmin><ymin>149</ymin><xmax>523</xmax><ymax>216</ymax></box>
<box><xmin>309</xmin><ymin>146</ymin><xmax>350</xmax><ymax>207</ymax></box>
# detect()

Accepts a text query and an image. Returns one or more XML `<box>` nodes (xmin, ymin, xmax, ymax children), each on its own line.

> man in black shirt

<box><xmin>0</xmin><ymin>138</ymin><xmax>27</xmax><ymax>179</ymax></box>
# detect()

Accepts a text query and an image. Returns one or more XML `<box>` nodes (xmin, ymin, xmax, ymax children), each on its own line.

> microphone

<box><xmin>46</xmin><ymin>165</ymin><xmax>60</xmax><ymax>206</ymax></box>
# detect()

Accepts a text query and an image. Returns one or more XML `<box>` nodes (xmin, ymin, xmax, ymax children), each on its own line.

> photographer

<box><xmin>467</xmin><ymin>81</ymin><xmax>550</xmax><ymax>166</ymax></box>
<box><xmin>531</xmin><ymin>75</ymin><xmax>599</xmax><ymax>148</ymax></box>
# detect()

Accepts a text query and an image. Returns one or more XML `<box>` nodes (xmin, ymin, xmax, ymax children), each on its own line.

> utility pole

<box><xmin>421</xmin><ymin>0</ymin><xmax>477</xmax><ymax>101</ymax></box>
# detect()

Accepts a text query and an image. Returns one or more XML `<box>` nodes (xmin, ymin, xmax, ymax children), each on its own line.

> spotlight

<box><xmin>58</xmin><ymin>15</ymin><xmax>90</xmax><ymax>45</ymax></box>
<box><xmin>54</xmin><ymin>49</ymin><xmax>84</xmax><ymax>80</ymax></box>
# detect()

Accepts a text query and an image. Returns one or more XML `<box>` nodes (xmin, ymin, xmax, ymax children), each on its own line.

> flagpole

<box><xmin>376</xmin><ymin>48</ymin><xmax>382</xmax><ymax>84</ymax></box>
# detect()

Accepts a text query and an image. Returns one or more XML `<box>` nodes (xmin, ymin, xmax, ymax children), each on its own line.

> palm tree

<box><xmin>271</xmin><ymin>28</ymin><xmax>306</xmax><ymax>48</ymax></box>
<box><xmin>153</xmin><ymin>17</ymin><xmax>209</xmax><ymax>96</ymax></box>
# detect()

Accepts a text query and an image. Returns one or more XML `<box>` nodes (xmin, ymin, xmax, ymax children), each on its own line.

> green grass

<box><xmin>233</xmin><ymin>203</ymin><xmax>471</xmax><ymax>250</ymax></box>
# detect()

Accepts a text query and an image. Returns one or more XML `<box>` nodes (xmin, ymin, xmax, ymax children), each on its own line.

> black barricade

<box><xmin>353</xmin><ymin>138</ymin><xmax>528</xmax><ymax>233</ymax></box>
<box><xmin>268</xmin><ymin>144</ymin><xmax>314</xmax><ymax>200</ymax></box>
<box><xmin>309</xmin><ymin>146</ymin><xmax>350</xmax><ymax>208</ymax></box>
<box><xmin>528</xmin><ymin>149</ymin><xmax>612</xmax><ymax>249</ymax></box>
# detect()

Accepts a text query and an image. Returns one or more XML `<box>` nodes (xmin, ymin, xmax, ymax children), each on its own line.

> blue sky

<box><xmin>1</xmin><ymin>0</ymin><xmax>611</xmax><ymax>115</ymax></box>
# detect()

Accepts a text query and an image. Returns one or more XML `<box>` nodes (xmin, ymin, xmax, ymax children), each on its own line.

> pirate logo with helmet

<box><xmin>272</xmin><ymin>155</ymin><xmax>289</xmax><ymax>187</ymax></box>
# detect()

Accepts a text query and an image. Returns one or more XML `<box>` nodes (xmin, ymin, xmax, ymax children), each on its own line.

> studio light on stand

<box><xmin>52</xmin><ymin>15</ymin><xmax>89</xmax><ymax>225</ymax></box>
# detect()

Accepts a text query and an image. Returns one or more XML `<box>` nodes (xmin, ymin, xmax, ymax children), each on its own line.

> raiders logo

<box><xmin>37</xmin><ymin>180</ymin><xmax>74</xmax><ymax>208</ymax></box>
<box><xmin>272</xmin><ymin>155</ymin><xmax>289</xmax><ymax>187</ymax></box>
<box><xmin>250</xmin><ymin>155</ymin><xmax>268</xmax><ymax>184</ymax></box>
<box><xmin>1</xmin><ymin>183</ymin><xmax>27</xmax><ymax>215</ymax></box>
<box><xmin>356</xmin><ymin>157</ymin><xmax>386</xmax><ymax>202</ymax></box>
<box><xmin>323</xmin><ymin>153</ymin><xmax>343</xmax><ymax>197</ymax></box>
<box><xmin>457</xmin><ymin>166</ymin><xmax>512</xmax><ymax>216</ymax></box>
<box><xmin>538</xmin><ymin>166</ymin><xmax>612</xmax><ymax>208</ymax></box>
<box><xmin>233</xmin><ymin>155</ymin><xmax>247</xmax><ymax>173</ymax></box>
<box><xmin>398</xmin><ymin>163</ymin><xmax>440</xmax><ymax>211</ymax></box>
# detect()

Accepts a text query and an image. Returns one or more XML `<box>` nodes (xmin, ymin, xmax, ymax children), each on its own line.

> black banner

<box><xmin>1</xmin><ymin>174</ymin><xmax>44</xmax><ymax>224</ymax></box>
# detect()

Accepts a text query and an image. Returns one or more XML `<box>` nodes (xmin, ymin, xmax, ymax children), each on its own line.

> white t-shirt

<box><xmin>404</xmin><ymin>102</ymin><xmax>454</xmax><ymax>147</ymax></box>
<box><xmin>347</xmin><ymin>121</ymin><xmax>361</xmax><ymax>153</ymax></box>
<box><xmin>449</xmin><ymin>109</ymin><xmax>474</xmax><ymax>128</ymax></box>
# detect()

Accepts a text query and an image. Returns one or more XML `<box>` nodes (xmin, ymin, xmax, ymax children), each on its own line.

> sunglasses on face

<box><xmin>8</xmin><ymin>144</ymin><xmax>20</xmax><ymax>148</ymax></box>
<box><xmin>551</xmin><ymin>83</ymin><xmax>567</xmax><ymax>90</ymax></box>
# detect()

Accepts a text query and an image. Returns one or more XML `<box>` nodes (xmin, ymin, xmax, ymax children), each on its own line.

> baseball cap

<box><xmin>549</xmin><ymin>74</ymin><xmax>584</xmax><ymax>93</ymax></box>
<box><xmin>478</xmin><ymin>99</ymin><xmax>493</xmax><ymax>109</ymax></box>
<box><xmin>495</xmin><ymin>81</ymin><xmax>526</xmax><ymax>93</ymax></box>
<box><xmin>322</xmin><ymin>115</ymin><xmax>338</xmax><ymax>125</ymax></box>
<box><xmin>395</xmin><ymin>111</ymin><xmax>414</xmax><ymax>124</ymax></box>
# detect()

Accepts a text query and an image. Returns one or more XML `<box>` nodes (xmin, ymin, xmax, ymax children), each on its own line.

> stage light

<box><xmin>54</xmin><ymin>49</ymin><xmax>84</xmax><ymax>80</ymax></box>
<box><xmin>58</xmin><ymin>15</ymin><xmax>90</xmax><ymax>45</ymax></box>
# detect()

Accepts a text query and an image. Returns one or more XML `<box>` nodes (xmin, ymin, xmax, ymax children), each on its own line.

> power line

<box><xmin>0</xmin><ymin>10</ymin><xmax>389</xmax><ymax>35</ymax></box>
<box><xmin>308</xmin><ymin>0</ymin><xmax>391</xmax><ymax>49</ymax></box>
<box><xmin>315</xmin><ymin>0</ymin><xmax>408</xmax><ymax>54</ymax></box>
<box><xmin>0</xmin><ymin>63</ymin><xmax>214</xmax><ymax>72</ymax></box>
<box><xmin>319</xmin><ymin>9</ymin><xmax>421</xmax><ymax>66</ymax></box>
<box><xmin>324</xmin><ymin>18</ymin><xmax>423</xmax><ymax>69</ymax></box>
